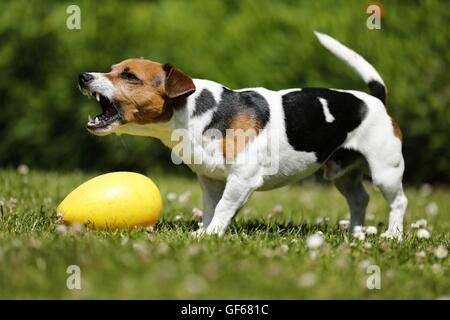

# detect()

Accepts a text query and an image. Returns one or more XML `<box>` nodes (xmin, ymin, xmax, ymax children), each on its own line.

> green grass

<box><xmin>0</xmin><ymin>168</ymin><xmax>448</xmax><ymax>299</ymax></box>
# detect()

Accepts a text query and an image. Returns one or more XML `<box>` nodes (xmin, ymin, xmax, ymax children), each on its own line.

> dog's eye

<box><xmin>120</xmin><ymin>71</ymin><xmax>140</xmax><ymax>81</ymax></box>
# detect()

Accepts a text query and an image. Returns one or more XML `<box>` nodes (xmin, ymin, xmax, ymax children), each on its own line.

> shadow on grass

<box><xmin>155</xmin><ymin>218</ymin><xmax>339</xmax><ymax>236</ymax></box>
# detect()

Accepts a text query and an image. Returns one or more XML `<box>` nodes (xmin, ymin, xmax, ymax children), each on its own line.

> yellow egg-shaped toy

<box><xmin>57</xmin><ymin>172</ymin><xmax>162</xmax><ymax>229</ymax></box>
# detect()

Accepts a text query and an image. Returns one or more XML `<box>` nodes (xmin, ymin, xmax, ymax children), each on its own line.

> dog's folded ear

<box><xmin>163</xmin><ymin>64</ymin><xmax>196</xmax><ymax>99</ymax></box>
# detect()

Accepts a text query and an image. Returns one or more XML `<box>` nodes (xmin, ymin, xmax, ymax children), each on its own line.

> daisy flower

<box><xmin>363</xmin><ymin>242</ymin><xmax>372</xmax><ymax>249</ymax></box>
<box><xmin>416</xmin><ymin>219</ymin><xmax>427</xmax><ymax>228</ymax></box>
<box><xmin>416</xmin><ymin>228</ymin><xmax>431</xmax><ymax>239</ymax></box>
<box><xmin>166</xmin><ymin>192</ymin><xmax>177</xmax><ymax>201</ymax></box>
<box><xmin>365</xmin><ymin>226</ymin><xmax>378</xmax><ymax>235</ymax></box>
<box><xmin>306</xmin><ymin>233</ymin><xmax>324</xmax><ymax>250</ymax></box>
<box><xmin>178</xmin><ymin>191</ymin><xmax>191</xmax><ymax>204</ymax></box>
<box><xmin>434</xmin><ymin>245</ymin><xmax>448</xmax><ymax>259</ymax></box>
<box><xmin>415</xmin><ymin>250</ymin><xmax>426</xmax><ymax>262</ymax></box>
<box><xmin>419</xmin><ymin>183</ymin><xmax>432</xmax><ymax>197</ymax></box>
<box><xmin>297</xmin><ymin>273</ymin><xmax>317</xmax><ymax>288</ymax></box>
<box><xmin>339</xmin><ymin>220</ymin><xmax>350</xmax><ymax>230</ymax></box>
<box><xmin>55</xmin><ymin>224</ymin><xmax>68</xmax><ymax>235</ymax></box>
<box><xmin>192</xmin><ymin>208</ymin><xmax>203</xmax><ymax>219</ymax></box>
<box><xmin>425</xmin><ymin>202</ymin><xmax>439</xmax><ymax>216</ymax></box>
<box><xmin>353</xmin><ymin>226</ymin><xmax>365</xmax><ymax>241</ymax></box>
<box><xmin>411</xmin><ymin>219</ymin><xmax>427</xmax><ymax>229</ymax></box>
<box><xmin>17</xmin><ymin>164</ymin><xmax>29</xmax><ymax>175</ymax></box>
<box><xmin>8</xmin><ymin>197</ymin><xmax>17</xmax><ymax>210</ymax></box>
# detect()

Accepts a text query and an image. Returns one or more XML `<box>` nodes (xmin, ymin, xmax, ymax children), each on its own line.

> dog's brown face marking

<box><xmin>222</xmin><ymin>112</ymin><xmax>262</xmax><ymax>159</ymax></box>
<box><xmin>105</xmin><ymin>58</ymin><xmax>195</xmax><ymax>125</ymax></box>
<box><xmin>391</xmin><ymin>117</ymin><xmax>403</xmax><ymax>141</ymax></box>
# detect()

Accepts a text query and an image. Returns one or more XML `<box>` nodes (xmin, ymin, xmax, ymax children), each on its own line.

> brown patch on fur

<box><xmin>391</xmin><ymin>117</ymin><xmax>403</xmax><ymax>141</ymax></box>
<box><xmin>104</xmin><ymin>58</ymin><xmax>195</xmax><ymax>125</ymax></box>
<box><xmin>222</xmin><ymin>113</ymin><xmax>262</xmax><ymax>159</ymax></box>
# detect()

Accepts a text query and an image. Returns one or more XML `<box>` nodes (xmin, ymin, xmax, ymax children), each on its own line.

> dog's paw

<box><xmin>205</xmin><ymin>224</ymin><xmax>226</xmax><ymax>237</ymax></box>
<box><xmin>380</xmin><ymin>229</ymin><xmax>403</xmax><ymax>241</ymax></box>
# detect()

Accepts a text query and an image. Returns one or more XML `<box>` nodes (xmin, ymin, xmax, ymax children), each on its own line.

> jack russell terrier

<box><xmin>78</xmin><ymin>32</ymin><xmax>407</xmax><ymax>239</ymax></box>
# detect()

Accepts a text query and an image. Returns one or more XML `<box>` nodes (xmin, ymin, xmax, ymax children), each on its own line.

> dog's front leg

<box><xmin>196</xmin><ymin>175</ymin><xmax>225</xmax><ymax>232</ymax></box>
<box><xmin>205</xmin><ymin>175</ymin><xmax>257</xmax><ymax>236</ymax></box>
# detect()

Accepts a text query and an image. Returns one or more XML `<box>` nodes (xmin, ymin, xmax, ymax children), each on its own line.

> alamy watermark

<box><xmin>366</xmin><ymin>5</ymin><xmax>381</xmax><ymax>30</ymax></box>
<box><xmin>66</xmin><ymin>5</ymin><xmax>81</xmax><ymax>30</ymax></box>
<box><xmin>366</xmin><ymin>265</ymin><xmax>381</xmax><ymax>290</ymax></box>
<box><xmin>169</xmin><ymin>127</ymin><xmax>281</xmax><ymax>175</ymax></box>
<box><xmin>66</xmin><ymin>265</ymin><xmax>81</xmax><ymax>290</ymax></box>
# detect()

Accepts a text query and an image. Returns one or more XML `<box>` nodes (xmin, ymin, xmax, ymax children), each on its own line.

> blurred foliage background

<box><xmin>0</xmin><ymin>0</ymin><xmax>448</xmax><ymax>184</ymax></box>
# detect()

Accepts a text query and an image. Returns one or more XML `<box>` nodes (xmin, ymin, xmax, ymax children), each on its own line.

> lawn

<box><xmin>0</xmin><ymin>168</ymin><xmax>448</xmax><ymax>299</ymax></box>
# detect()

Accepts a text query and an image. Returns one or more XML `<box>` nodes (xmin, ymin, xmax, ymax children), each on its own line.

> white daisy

<box><xmin>279</xmin><ymin>244</ymin><xmax>289</xmax><ymax>253</ymax></box>
<box><xmin>415</xmin><ymin>250</ymin><xmax>426</xmax><ymax>262</ymax></box>
<box><xmin>359</xmin><ymin>259</ymin><xmax>372</xmax><ymax>270</ymax></box>
<box><xmin>192</xmin><ymin>208</ymin><xmax>203</xmax><ymax>219</ymax></box>
<box><xmin>354</xmin><ymin>231</ymin><xmax>366</xmax><ymax>241</ymax></box>
<box><xmin>55</xmin><ymin>224</ymin><xmax>67</xmax><ymax>235</ymax></box>
<box><xmin>8</xmin><ymin>197</ymin><xmax>17</xmax><ymax>210</ymax></box>
<box><xmin>178</xmin><ymin>191</ymin><xmax>191</xmax><ymax>204</ymax></box>
<box><xmin>425</xmin><ymin>202</ymin><xmax>439</xmax><ymax>216</ymax></box>
<box><xmin>69</xmin><ymin>223</ymin><xmax>83</xmax><ymax>234</ymax></box>
<box><xmin>17</xmin><ymin>164</ymin><xmax>29</xmax><ymax>175</ymax></box>
<box><xmin>366</xmin><ymin>226</ymin><xmax>378</xmax><ymax>235</ymax></box>
<box><xmin>297</xmin><ymin>273</ymin><xmax>317</xmax><ymax>288</ymax></box>
<box><xmin>415</xmin><ymin>219</ymin><xmax>428</xmax><ymax>228</ymax></box>
<box><xmin>306</xmin><ymin>233</ymin><xmax>324</xmax><ymax>250</ymax></box>
<box><xmin>416</xmin><ymin>228</ymin><xmax>431</xmax><ymax>239</ymax></box>
<box><xmin>363</xmin><ymin>242</ymin><xmax>372</xmax><ymax>249</ymax></box>
<box><xmin>353</xmin><ymin>226</ymin><xmax>365</xmax><ymax>241</ymax></box>
<box><xmin>419</xmin><ymin>183</ymin><xmax>432</xmax><ymax>197</ymax></box>
<box><xmin>431</xmin><ymin>264</ymin><xmax>442</xmax><ymax>275</ymax></box>
<box><xmin>166</xmin><ymin>192</ymin><xmax>177</xmax><ymax>201</ymax></box>
<box><xmin>339</xmin><ymin>220</ymin><xmax>350</xmax><ymax>230</ymax></box>
<box><xmin>434</xmin><ymin>245</ymin><xmax>448</xmax><ymax>259</ymax></box>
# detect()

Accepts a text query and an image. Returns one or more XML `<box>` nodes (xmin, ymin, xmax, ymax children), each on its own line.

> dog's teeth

<box><xmin>96</xmin><ymin>93</ymin><xmax>100</xmax><ymax>102</ymax></box>
<box><xmin>94</xmin><ymin>117</ymin><xmax>100</xmax><ymax>124</ymax></box>
<box><xmin>88</xmin><ymin>115</ymin><xmax>93</xmax><ymax>123</ymax></box>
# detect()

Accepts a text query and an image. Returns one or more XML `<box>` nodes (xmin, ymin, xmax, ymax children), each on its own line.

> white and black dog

<box><xmin>78</xmin><ymin>32</ymin><xmax>407</xmax><ymax>239</ymax></box>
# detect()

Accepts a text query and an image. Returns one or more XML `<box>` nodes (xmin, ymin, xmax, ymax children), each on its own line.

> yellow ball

<box><xmin>57</xmin><ymin>172</ymin><xmax>162</xmax><ymax>229</ymax></box>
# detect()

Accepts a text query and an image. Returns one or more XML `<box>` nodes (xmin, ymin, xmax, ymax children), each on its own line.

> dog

<box><xmin>78</xmin><ymin>32</ymin><xmax>407</xmax><ymax>239</ymax></box>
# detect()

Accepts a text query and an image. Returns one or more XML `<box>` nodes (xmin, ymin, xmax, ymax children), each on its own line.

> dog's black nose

<box><xmin>78</xmin><ymin>72</ymin><xmax>94</xmax><ymax>85</ymax></box>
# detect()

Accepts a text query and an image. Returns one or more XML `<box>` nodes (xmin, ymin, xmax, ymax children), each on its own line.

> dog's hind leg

<box><xmin>354</xmin><ymin>119</ymin><xmax>408</xmax><ymax>240</ymax></box>
<box><xmin>333</xmin><ymin>167</ymin><xmax>369</xmax><ymax>233</ymax></box>
<box><xmin>368</xmin><ymin>154</ymin><xmax>408</xmax><ymax>240</ymax></box>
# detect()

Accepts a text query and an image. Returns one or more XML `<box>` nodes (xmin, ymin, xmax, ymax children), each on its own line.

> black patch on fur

<box><xmin>368</xmin><ymin>80</ymin><xmax>386</xmax><ymax>104</ymax></box>
<box><xmin>203</xmin><ymin>88</ymin><xmax>270</xmax><ymax>134</ymax></box>
<box><xmin>192</xmin><ymin>89</ymin><xmax>217</xmax><ymax>117</ymax></box>
<box><xmin>328</xmin><ymin>148</ymin><xmax>364</xmax><ymax>168</ymax></box>
<box><xmin>282</xmin><ymin>88</ymin><xmax>367</xmax><ymax>162</ymax></box>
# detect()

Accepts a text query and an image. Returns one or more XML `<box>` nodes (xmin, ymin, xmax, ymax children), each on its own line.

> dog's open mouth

<box><xmin>83</xmin><ymin>91</ymin><xmax>122</xmax><ymax>131</ymax></box>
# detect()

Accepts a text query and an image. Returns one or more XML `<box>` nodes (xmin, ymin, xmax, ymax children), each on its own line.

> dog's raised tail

<box><xmin>314</xmin><ymin>31</ymin><xmax>386</xmax><ymax>104</ymax></box>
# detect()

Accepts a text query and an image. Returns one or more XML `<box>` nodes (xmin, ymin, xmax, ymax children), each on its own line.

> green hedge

<box><xmin>0</xmin><ymin>0</ymin><xmax>448</xmax><ymax>184</ymax></box>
